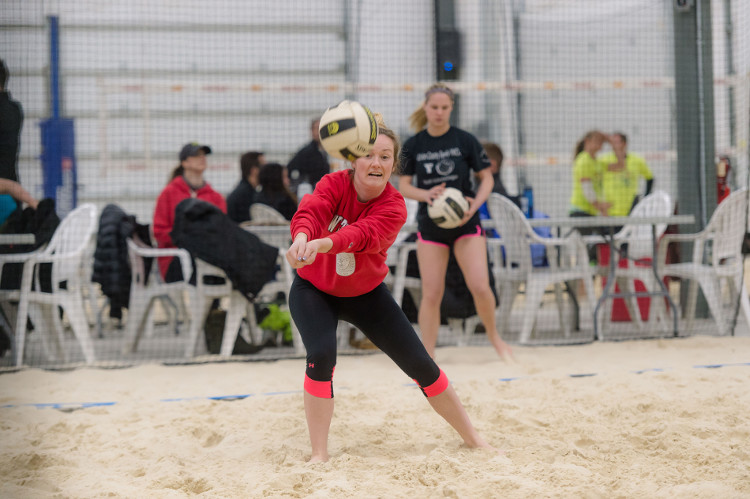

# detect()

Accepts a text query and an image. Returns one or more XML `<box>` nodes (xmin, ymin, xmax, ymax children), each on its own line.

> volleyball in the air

<box><xmin>428</xmin><ymin>187</ymin><xmax>470</xmax><ymax>229</ymax></box>
<box><xmin>319</xmin><ymin>100</ymin><xmax>378</xmax><ymax>161</ymax></box>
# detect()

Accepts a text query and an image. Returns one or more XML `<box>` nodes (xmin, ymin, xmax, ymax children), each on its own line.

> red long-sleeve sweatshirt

<box><xmin>152</xmin><ymin>175</ymin><xmax>227</xmax><ymax>278</ymax></box>
<box><xmin>291</xmin><ymin>170</ymin><xmax>407</xmax><ymax>297</ymax></box>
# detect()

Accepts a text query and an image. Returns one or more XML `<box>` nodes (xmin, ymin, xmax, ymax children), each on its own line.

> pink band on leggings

<box><xmin>305</xmin><ymin>374</ymin><xmax>333</xmax><ymax>398</ymax></box>
<box><xmin>417</xmin><ymin>369</ymin><xmax>449</xmax><ymax>397</ymax></box>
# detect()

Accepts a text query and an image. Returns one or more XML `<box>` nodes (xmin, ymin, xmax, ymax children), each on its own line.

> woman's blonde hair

<box><xmin>408</xmin><ymin>83</ymin><xmax>455</xmax><ymax>132</ymax></box>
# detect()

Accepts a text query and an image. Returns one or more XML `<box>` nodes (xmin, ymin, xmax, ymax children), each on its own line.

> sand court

<box><xmin>1</xmin><ymin>335</ymin><xmax>749</xmax><ymax>498</ymax></box>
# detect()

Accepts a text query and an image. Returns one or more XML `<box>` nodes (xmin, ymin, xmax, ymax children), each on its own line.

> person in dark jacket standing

<box><xmin>0</xmin><ymin>59</ymin><xmax>23</xmax><ymax>183</ymax></box>
<box><xmin>287</xmin><ymin>118</ymin><xmax>330</xmax><ymax>193</ymax></box>
<box><xmin>0</xmin><ymin>59</ymin><xmax>25</xmax><ymax>229</ymax></box>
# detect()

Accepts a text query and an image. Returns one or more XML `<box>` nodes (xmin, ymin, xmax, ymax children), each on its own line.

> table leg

<box><xmin>593</xmin><ymin>227</ymin><xmax>617</xmax><ymax>340</ymax></box>
<box><xmin>556</xmin><ymin>227</ymin><xmax>580</xmax><ymax>331</ymax></box>
<box><xmin>650</xmin><ymin>224</ymin><xmax>679</xmax><ymax>336</ymax></box>
<box><xmin>564</xmin><ymin>282</ymin><xmax>580</xmax><ymax>331</ymax></box>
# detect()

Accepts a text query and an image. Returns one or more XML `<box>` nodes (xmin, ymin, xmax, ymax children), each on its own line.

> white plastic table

<box><xmin>0</xmin><ymin>234</ymin><xmax>35</xmax><ymax>246</ymax></box>
<box><xmin>396</xmin><ymin>215</ymin><xmax>696</xmax><ymax>340</ymax></box>
<box><xmin>525</xmin><ymin>215</ymin><xmax>696</xmax><ymax>339</ymax></box>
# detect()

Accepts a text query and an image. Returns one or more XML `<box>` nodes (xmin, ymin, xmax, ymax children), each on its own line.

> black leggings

<box><xmin>289</xmin><ymin>275</ymin><xmax>447</xmax><ymax>398</ymax></box>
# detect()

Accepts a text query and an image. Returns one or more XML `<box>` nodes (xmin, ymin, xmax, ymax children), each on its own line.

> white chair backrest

<box><xmin>405</xmin><ymin>198</ymin><xmax>418</xmax><ymax>225</ymax></box>
<box><xmin>618</xmin><ymin>190</ymin><xmax>672</xmax><ymax>258</ymax></box>
<box><xmin>250</xmin><ymin>203</ymin><xmax>289</xmax><ymax>226</ymax></box>
<box><xmin>126</xmin><ymin>236</ymin><xmax>150</xmax><ymax>287</ymax></box>
<box><xmin>486</xmin><ymin>193</ymin><xmax>534</xmax><ymax>272</ymax></box>
<box><xmin>46</xmin><ymin>203</ymin><xmax>98</xmax><ymax>286</ymax></box>
<box><xmin>243</xmin><ymin>225</ymin><xmax>295</xmax><ymax>293</ymax></box>
<box><xmin>707</xmin><ymin>188</ymin><xmax>748</xmax><ymax>266</ymax></box>
<box><xmin>244</xmin><ymin>225</ymin><xmax>292</xmax><ymax>251</ymax></box>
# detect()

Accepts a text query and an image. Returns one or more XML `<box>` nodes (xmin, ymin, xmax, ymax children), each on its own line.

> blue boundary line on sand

<box><xmin>1</xmin><ymin>401</ymin><xmax>117</xmax><ymax>410</ymax></box>
<box><xmin>1</xmin><ymin>390</ymin><xmax>304</xmax><ymax>411</ymax></box>
<box><xmin>497</xmin><ymin>362</ymin><xmax>750</xmax><ymax>383</ymax></box>
<box><xmin>693</xmin><ymin>362</ymin><xmax>750</xmax><ymax>369</ymax></box>
<box><xmin>2</xmin><ymin>363</ymin><xmax>748</xmax><ymax>411</ymax></box>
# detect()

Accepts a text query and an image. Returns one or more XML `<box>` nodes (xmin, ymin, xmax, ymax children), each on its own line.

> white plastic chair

<box><xmin>122</xmin><ymin>239</ymin><xmax>244</xmax><ymax>359</ymax></box>
<box><xmin>386</xmin><ymin>237</ymin><xmax>482</xmax><ymax>346</ymax></box>
<box><xmin>385</xmin><ymin>240</ymin><xmax>420</xmax><ymax>308</ymax></box>
<box><xmin>182</xmin><ymin>259</ymin><xmax>246</xmax><ymax>357</ymax></box>
<box><xmin>121</xmin><ymin>234</ymin><xmax>192</xmax><ymax>354</ymax></box>
<box><xmin>487</xmin><ymin>193</ymin><xmax>596</xmax><ymax>344</ymax></box>
<box><xmin>658</xmin><ymin>189</ymin><xmax>750</xmax><ymax>336</ymax></box>
<box><xmin>387</xmin><ymin>198</ymin><xmax>480</xmax><ymax>347</ymax></box>
<box><xmin>249</xmin><ymin>203</ymin><xmax>289</xmax><ymax>226</ymax></box>
<box><xmin>3</xmin><ymin>204</ymin><xmax>98</xmax><ymax>365</ymax></box>
<box><xmin>599</xmin><ymin>191</ymin><xmax>674</xmax><ymax>334</ymax></box>
<box><xmin>221</xmin><ymin>224</ymin><xmax>305</xmax><ymax>355</ymax></box>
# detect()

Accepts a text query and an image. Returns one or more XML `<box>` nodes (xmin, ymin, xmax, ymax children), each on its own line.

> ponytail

<box><xmin>409</xmin><ymin>107</ymin><xmax>427</xmax><ymax>133</ymax></box>
<box><xmin>573</xmin><ymin>139</ymin><xmax>585</xmax><ymax>159</ymax></box>
<box><xmin>170</xmin><ymin>164</ymin><xmax>184</xmax><ymax>181</ymax></box>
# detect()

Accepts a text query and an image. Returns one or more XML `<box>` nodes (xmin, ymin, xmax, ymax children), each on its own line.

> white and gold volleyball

<box><xmin>428</xmin><ymin>187</ymin><xmax>470</xmax><ymax>229</ymax></box>
<box><xmin>319</xmin><ymin>100</ymin><xmax>378</xmax><ymax>161</ymax></box>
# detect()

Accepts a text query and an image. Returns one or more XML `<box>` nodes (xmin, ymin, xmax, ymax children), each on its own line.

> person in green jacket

<box><xmin>597</xmin><ymin>132</ymin><xmax>654</xmax><ymax>216</ymax></box>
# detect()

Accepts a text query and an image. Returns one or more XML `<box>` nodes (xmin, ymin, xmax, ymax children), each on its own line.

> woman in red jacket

<box><xmin>153</xmin><ymin>142</ymin><xmax>227</xmax><ymax>282</ymax></box>
<box><xmin>286</xmin><ymin>115</ymin><xmax>494</xmax><ymax>463</ymax></box>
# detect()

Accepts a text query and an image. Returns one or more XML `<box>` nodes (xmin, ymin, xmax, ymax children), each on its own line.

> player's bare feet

<box><xmin>463</xmin><ymin>437</ymin><xmax>505</xmax><ymax>455</ymax></box>
<box><xmin>307</xmin><ymin>453</ymin><xmax>329</xmax><ymax>464</ymax></box>
<box><xmin>490</xmin><ymin>336</ymin><xmax>515</xmax><ymax>362</ymax></box>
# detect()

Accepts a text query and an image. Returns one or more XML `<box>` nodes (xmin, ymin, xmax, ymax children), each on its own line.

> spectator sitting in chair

<box><xmin>153</xmin><ymin>142</ymin><xmax>226</xmax><ymax>283</ymax></box>
<box><xmin>0</xmin><ymin>178</ymin><xmax>38</xmax><ymax>226</ymax></box>
<box><xmin>480</xmin><ymin>141</ymin><xmax>521</xmax><ymax>209</ymax></box>
<box><xmin>252</xmin><ymin>163</ymin><xmax>298</xmax><ymax>221</ymax></box>
<box><xmin>227</xmin><ymin>151</ymin><xmax>265</xmax><ymax>224</ymax></box>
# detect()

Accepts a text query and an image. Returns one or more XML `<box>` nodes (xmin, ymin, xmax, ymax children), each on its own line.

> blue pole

<box><xmin>49</xmin><ymin>15</ymin><xmax>60</xmax><ymax>119</ymax></box>
<box><xmin>41</xmin><ymin>14</ymin><xmax>78</xmax><ymax>214</ymax></box>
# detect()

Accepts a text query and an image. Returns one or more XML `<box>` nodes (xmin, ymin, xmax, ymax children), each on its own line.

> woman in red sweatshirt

<box><xmin>153</xmin><ymin>142</ymin><xmax>226</xmax><ymax>282</ymax></box>
<box><xmin>286</xmin><ymin>115</ymin><xmax>495</xmax><ymax>463</ymax></box>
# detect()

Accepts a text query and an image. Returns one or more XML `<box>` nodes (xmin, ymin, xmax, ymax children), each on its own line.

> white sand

<box><xmin>1</xmin><ymin>336</ymin><xmax>749</xmax><ymax>498</ymax></box>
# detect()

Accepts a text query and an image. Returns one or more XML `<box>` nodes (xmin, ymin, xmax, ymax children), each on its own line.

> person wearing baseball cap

<box><xmin>178</xmin><ymin>142</ymin><xmax>212</xmax><ymax>162</ymax></box>
<box><xmin>153</xmin><ymin>142</ymin><xmax>227</xmax><ymax>282</ymax></box>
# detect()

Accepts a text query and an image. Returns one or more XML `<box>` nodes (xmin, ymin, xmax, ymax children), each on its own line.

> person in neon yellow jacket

<box><xmin>597</xmin><ymin>132</ymin><xmax>654</xmax><ymax>216</ymax></box>
<box><xmin>569</xmin><ymin>130</ymin><xmax>610</xmax><ymax>218</ymax></box>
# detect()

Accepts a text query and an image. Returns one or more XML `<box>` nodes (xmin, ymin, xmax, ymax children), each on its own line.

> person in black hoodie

<box><xmin>226</xmin><ymin>151</ymin><xmax>265</xmax><ymax>223</ymax></box>
<box><xmin>0</xmin><ymin>59</ymin><xmax>23</xmax><ymax>183</ymax></box>
<box><xmin>287</xmin><ymin>118</ymin><xmax>330</xmax><ymax>192</ymax></box>
<box><xmin>252</xmin><ymin>163</ymin><xmax>298</xmax><ymax>221</ymax></box>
